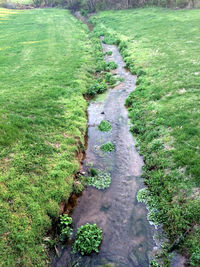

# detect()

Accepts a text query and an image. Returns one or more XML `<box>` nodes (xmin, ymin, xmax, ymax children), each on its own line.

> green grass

<box><xmin>92</xmin><ymin>8</ymin><xmax>200</xmax><ymax>266</ymax></box>
<box><xmin>0</xmin><ymin>8</ymin><xmax>95</xmax><ymax>266</ymax></box>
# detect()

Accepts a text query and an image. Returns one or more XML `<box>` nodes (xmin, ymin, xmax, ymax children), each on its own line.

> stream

<box><xmin>52</xmin><ymin>38</ymin><xmax>157</xmax><ymax>266</ymax></box>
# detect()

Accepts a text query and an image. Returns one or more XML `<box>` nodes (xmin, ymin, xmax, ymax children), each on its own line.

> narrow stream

<box><xmin>52</xmin><ymin>40</ymin><xmax>156</xmax><ymax>266</ymax></box>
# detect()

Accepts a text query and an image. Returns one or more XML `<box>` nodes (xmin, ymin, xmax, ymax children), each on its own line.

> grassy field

<box><xmin>0</xmin><ymin>8</ymin><xmax>95</xmax><ymax>266</ymax></box>
<box><xmin>91</xmin><ymin>8</ymin><xmax>200</xmax><ymax>266</ymax></box>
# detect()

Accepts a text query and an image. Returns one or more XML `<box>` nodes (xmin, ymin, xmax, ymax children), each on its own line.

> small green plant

<box><xmin>105</xmin><ymin>51</ymin><xmax>112</xmax><ymax>56</ymax></box>
<box><xmin>80</xmin><ymin>9</ymin><xmax>88</xmax><ymax>17</ymax></box>
<box><xmin>105</xmin><ymin>73</ymin><xmax>116</xmax><ymax>85</ymax></box>
<box><xmin>103</xmin><ymin>34</ymin><xmax>120</xmax><ymax>45</ymax></box>
<box><xmin>60</xmin><ymin>214</ymin><xmax>73</xmax><ymax>242</ymax></box>
<box><xmin>98</xmin><ymin>120</ymin><xmax>112</xmax><ymax>132</ymax></box>
<box><xmin>106</xmin><ymin>61</ymin><xmax>118</xmax><ymax>70</ymax></box>
<box><xmin>87</xmin><ymin>82</ymin><xmax>107</xmax><ymax>96</ymax></box>
<box><xmin>86</xmin><ymin>170</ymin><xmax>111</xmax><ymax>189</ymax></box>
<box><xmin>151</xmin><ymin>140</ymin><xmax>164</xmax><ymax>151</ymax></box>
<box><xmin>73</xmin><ymin>223</ymin><xmax>103</xmax><ymax>255</ymax></box>
<box><xmin>73</xmin><ymin>175</ymin><xmax>86</xmax><ymax>194</ymax></box>
<box><xmin>100</xmin><ymin>142</ymin><xmax>115</xmax><ymax>152</ymax></box>
<box><xmin>150</xmin><ymin>259</ymin><xmax>160</xmax><ymax>267</ymax></box>
<box><xmin>90</xmin><ymin>168</ymin><xmax>98</xmax><ymax>176</ymax></box>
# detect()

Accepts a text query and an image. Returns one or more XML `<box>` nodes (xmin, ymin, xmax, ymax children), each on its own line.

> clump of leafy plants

<box><xmin>90</xmin><ymin>168</ymin><xmax>98</xmax><ymax>176</ymax></box>
<box><xmin>86</xmin><ymin>170</ymin><xmax>111</xmax><ymax>189</ymax></box>
<box><xmin>103</xmin><ymin>34</ymin><xmax>120</xmax><ymax>45</ymax></box>
<box><xmin>106</xmin><ymin>61</ymin><xmax>118</xmax><ymax>70</ymax></box>
<box><xmin>73</xmin><ymin>223</ymin><xmax>103</xmax><ymax>255</ymax></box>
<box><xmin>73</xmin><ymin>175</ymin><xmax>86</xmax><ymax>194</ymax></box>
<box><xmin>105</xmin><ymin>51</ymin><xmax>112</xmax><ymax>56</ymax></box>
<box><xmin>60</xmin><ymin>214</ymin><xmax>73</xmax><ymax>242</ymax></box>
<box><xmin>105</xmin><ymin>72</ymin><xmax>116</xmax><ymax>85</ymax></box>
<box><xmin>98</xmin><ymin>120</ymin><xmax>112</xmax><ymax>132</ymax></box>
<box><xmin>100</xmin><ymin>142</ymin><xmax>115</xmax><ymax>152</ymax></box>
<box><xmin>80</xmin><ymin>9</ymin><xmax>88</xmax><ymax>17</ymax></box>
<box><xmin>87</xmin><ymin>82</ymin><xmax>107</xmax><ymax>96</ymax></box>
<box><xmin>150</xmin><ymin>259</ymin><xmax>160</xmax><ymax>267</ymax></box>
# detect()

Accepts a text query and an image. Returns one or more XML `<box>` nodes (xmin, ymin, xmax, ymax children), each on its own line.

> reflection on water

<box><xmin>52</xmin><ymin>40</ymin><xmax>156</xmax><ymax>267</ymax></box>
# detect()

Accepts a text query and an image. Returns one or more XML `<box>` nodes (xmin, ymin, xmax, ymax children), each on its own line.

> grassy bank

<box><xmin>91</xmin><ymin>8</ymin><xmax>200</xmax><ymax>266</ymax></box>
<box><xmin>0</xmin><ymin>8</ymin><xmax>95</xmax><ymax>266</ymax></box>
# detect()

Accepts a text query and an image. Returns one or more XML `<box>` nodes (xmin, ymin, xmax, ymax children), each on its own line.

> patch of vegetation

<box><xmin>98</xmin><ymin>120</ymin><xmax>112</xmax><ymax>132</ymax></box>
<box><xmin>90</xmin><ymin>168</ymin><xmax>98</xmax><ymax>176</ymax></box>
<box><xmin>87</xmin><ymin>81</ymin><xmax>107</xmax><ymax>96</ymax></box>
<box><xmin>92</xmin><ymin>7</ymin><xmax>200</xmax><ymax>265</ymax></box>
<box><xmin>73</xmin><ymin>223</ymin><xmax>103</xmax><ymax>255</ymax></box>
<box><xmin>150</xmin><ymin>259</ymin><xmax>160</xmax><ymax>267</ymax></box>
<box><xmin>103</xmin><ymin>34</ymin><xmax>120</xmax><ymax>45</ymax></box>
<box><xmin>80</xmin><ymin>8</ymin><xmax>88</xmax><ymax>17</ymax></box>
<box><xmin>105</xmin><ymin>72</ymin><xmax>116</xmax><ymax>85</ymax></box>
<box><xmin>106</xmin><ymin>61</ymin><xmax>118</xmax><ymax>70</ymax></box>
<box><xmin>73</xmin><ymin>175</ymin><xmax>86</xmax><ymax>194</ymax></box>
<box><xmin>105</xmin><ymin>51</ymin><xmax>112</xmax><ymax>56</ymax></box>
<box><xmin>0</xmin><ymin>8</ymin><xmax>96</xmax><ymax>266</ymax></box>
<box><xmin>100</xmin><ymin>142</ymin><xmax>115</xmax><ymax>152</ymax></box>
<box><xmin>86</xmin><ymin>170</ymin><xmax>111</xmax><ymax>189</ymax></box>
<box><xmin>60</xmin><ymin>214</ymin><xmax>73</xmax><ymax>242</ymax></box>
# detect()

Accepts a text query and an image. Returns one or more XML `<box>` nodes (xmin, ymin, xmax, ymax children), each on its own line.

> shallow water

<box><xmin>52</xmin><ymin>40</ymin><xmax>156</xmax><ymax>267</ymax></box>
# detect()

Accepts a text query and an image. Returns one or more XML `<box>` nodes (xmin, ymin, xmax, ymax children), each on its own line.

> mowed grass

<box><xmin>93</xmin><ymin>8</ymin><xmax>200</xmax><ymax>265</ymax></box>
<box><xmin>0</xmin><ymin>8</ymin><xmax>94</xmax><ymax>266</ymax></box>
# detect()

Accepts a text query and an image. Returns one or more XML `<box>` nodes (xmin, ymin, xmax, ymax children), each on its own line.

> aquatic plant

<box><xmin>150</xmin><ymin>259</ymin><xmax>160</xmax><ymax>267</ymax></box>
<box><xmin>105</xmin><ymin>51</ymin><xmax>112</xmax><ymax>56</ymax></box>
<box><xmin>73</xmin><ymin>223</ymin><xmax>102</xmax><ymax>255</ymax></box>
<box><xmin>100</xmin><ymin>142</ymin><xmax>115</xmax><ymax>152</ymax></box>
<box><xmin>106</xmin><ymin>61</ymin><xmax>118</xmax><ymax>70</ymax></box>
<box><xmin>86</xmin><ymin>170</ymin><xmax>111</xmax><ymax>189</ymax></box>
<box><xmin>90</xmin><ymin>168</ymin><xmax>98</xmax><ymax>176</ymax></box>
<box><xmin>60</xmin><ymin>214</ymin><xmax>73</xmax><ymax>242</ymax></box>
<box><xmin>98</xmin><ymin>120</ymin><xmax>112</xmax><ymax>132</ymax></box>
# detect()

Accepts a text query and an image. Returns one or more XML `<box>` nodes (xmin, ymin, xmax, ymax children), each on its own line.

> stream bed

<box><xmin>52</xmin><ymin>40</ymin><xmax>156</xmax><ymax>267</ymax></box>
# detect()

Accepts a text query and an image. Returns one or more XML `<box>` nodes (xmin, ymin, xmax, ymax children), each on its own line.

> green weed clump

<box><xmin>106</xmin><ymin>61</ymin><xmax>118</xmax><ymax>70</ymax></box>
<box><xmin>100</xmin><ymin>142</ymin><xmax>115</xmax><ymax>152</ymax></box>
<box><xmin>93</xmin><ymin>7</ymin><xmax>200</xmax><ymax>265</ymax></box>
<box><xmin>87</xmin><ymin>82</ymin><xmax>107</xmax><ymax>96</ymax></box>
<box><xmin>98</xmin><ymin>120</ymin><xmax>112</xmax><ymax>132</ymax></box>
<box><xmin>86</xmin><ymin>170</ymin><xmax>111</xmax><ymax>189</ymax></box>
<box><xmin>60</xmin><ymin>214</ymin><xmax>73</xmax><ymax>242</ymax></box>
<box><xmin>105</xmin><ymin>51</ymin><xmax>112</xmax><ymax>56</ymax></box>
<box><xmin>73</xmin><ymin>223</ymin><xmax>103</xmax><ymax>255</ymax></box>
<box><xmin>105</xmin><ymin>72</ymin><xmax>116</xmax><ymax>85</ymax></box>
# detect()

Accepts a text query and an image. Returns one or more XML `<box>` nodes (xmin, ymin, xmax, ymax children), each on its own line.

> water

<box><xmin>52</xmin><ymin>39</ymin><xmax>156</xmax><ymax>267</ymax></box>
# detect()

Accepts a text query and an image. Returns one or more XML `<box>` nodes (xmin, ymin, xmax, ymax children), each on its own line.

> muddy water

<box><xmin>52</xmin><ymin>41</ymin><xmax>156</xmax><ymax>266</ymax></box>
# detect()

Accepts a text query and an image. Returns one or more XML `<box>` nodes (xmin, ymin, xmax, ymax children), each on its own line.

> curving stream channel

<box><xmin>52</xmin><ymin>39</ymin><xmax>156</xmax><ymax>267</ymax></box>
